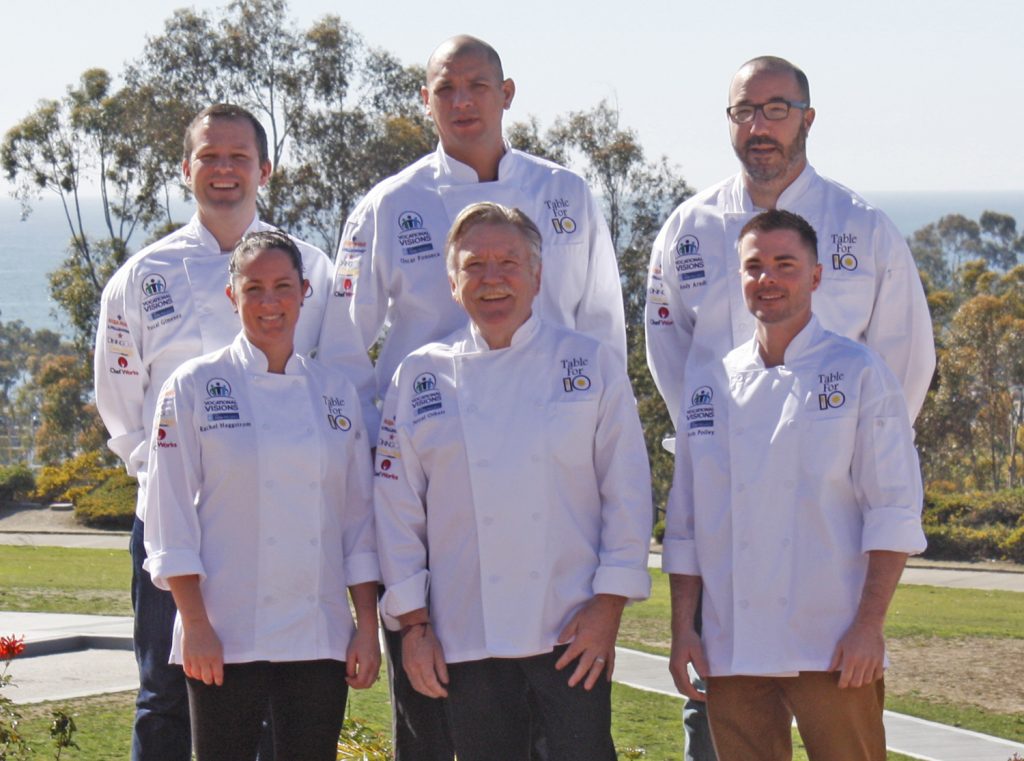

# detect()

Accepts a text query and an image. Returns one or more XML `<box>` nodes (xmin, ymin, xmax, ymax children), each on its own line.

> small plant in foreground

<box><xmin>0</xmin><ymin>634</ymin><xmax>29</xmax><ymax>760</ymax></box>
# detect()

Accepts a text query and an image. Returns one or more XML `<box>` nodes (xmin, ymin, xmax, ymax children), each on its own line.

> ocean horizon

<box><xmin>3</xmin><ymin>190</ymin><xmax>1024</xmax><ymax>336</ymax></box>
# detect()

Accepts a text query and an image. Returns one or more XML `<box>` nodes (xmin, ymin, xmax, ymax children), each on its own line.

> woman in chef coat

<box><xmin>143</xmin><ymin>230</ymin><xmax>380</xmax><ymax>761</ymax></box>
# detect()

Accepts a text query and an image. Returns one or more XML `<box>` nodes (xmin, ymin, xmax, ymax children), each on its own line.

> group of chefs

<box><xmin>94</xmin><ymin>33</ymin><xmax>932</xmax><ymax>761</ymax></box>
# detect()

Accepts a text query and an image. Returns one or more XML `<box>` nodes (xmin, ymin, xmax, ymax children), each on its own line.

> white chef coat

<box><xmin>94</xmin><ymin>213</ymin><xmax>376</xmax><ymax>518</ymax></box>
<box><xmin>144</xmin><ymin>334</ymin><xmax>379</xmax><ymax>665</ymax></box>
<box><xmin>645</xmin><ymin>164</ymin><xmax>935</xmax><ymax>427</ymax></box>
<box><xmin>319</xmin><ymin>143</ymin><xmax>627</xmax><ymax>401</ymax></box>
<box><xmin>662</xmin><ymin>316</ymin><xmax>927</xmax><ymax>677</ymax></box>
<box><xmin>373</xmin><ymin>315</ymin><xmax>651</xmax><ymax>663</ymax></box>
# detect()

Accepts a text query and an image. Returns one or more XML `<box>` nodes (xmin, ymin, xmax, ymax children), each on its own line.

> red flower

<box><xmin>0</xmin><ymin>635</ymin><xmax>25</xmax><ymax>661</ymax></box>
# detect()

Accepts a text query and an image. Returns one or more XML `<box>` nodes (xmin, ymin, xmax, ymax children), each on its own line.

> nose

<box><xmin>481</xmin><ymin>260</ymin><xmax>501</xmax><ymax>281</ymax></box>
<box><xmin>452</xmin><ymin>84</ymin><xmax>473</xmax><ymax>109</ymax></box>
<box><xmin>749</xmin><ymin>108</ymin><xmax>773</xmax><ymax>135</ymax></box>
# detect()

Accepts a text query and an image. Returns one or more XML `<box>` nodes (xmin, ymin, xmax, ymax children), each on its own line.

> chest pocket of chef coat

<box><xmin>813</xmin><ymin>271</ymin><xmax>875</xmax><ymax>336</ymax></box>
<box><xmin>545</xmin><ymin>395</ymin><xmax>600</xmax><ymax>473</ymax></box>
<box><xmin>799</xmin><ymin>407</ymin><xmax>858</xmax><ymax>482</ymax></box>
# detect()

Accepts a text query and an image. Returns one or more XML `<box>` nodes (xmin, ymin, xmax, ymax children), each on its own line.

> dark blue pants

<box><xmin>444</xmin><ymin>646</ymin><xmax>615</xmax><ymax>761</ymax></box>
<box><xmin>130</xmin><ymin>517</ymin><xmax>191</xmax><ymax>761</ymax></box>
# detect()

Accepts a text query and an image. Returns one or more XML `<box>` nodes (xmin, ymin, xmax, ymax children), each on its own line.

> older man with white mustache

<box><xmin>373</xmin><ymin>202</ymin><xmax>653</xmax><ymax>761</ymax></box>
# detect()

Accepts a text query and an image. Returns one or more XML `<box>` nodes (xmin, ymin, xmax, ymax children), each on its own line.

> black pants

<box><xmin>444</xmin><ymin>646</ymin><xmax>616</xmax><ymax>761</ymax></box>
<box><xmin>186</xmin><ymin>660</ymin><xmax>348</xmax><ymax>761</ymax></box>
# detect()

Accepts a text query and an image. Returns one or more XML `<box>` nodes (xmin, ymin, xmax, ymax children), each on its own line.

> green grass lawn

<box><xmin>0</xmin><ymin>546</ymin><xmax>1018</xmax><ymax>756</ymax></box>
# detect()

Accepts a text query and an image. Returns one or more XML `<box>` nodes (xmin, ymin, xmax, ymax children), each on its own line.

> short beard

<box><xmin>736</xmin><ymin>124</ymin><xmax>808</xmax><ymax>185</ymax></box>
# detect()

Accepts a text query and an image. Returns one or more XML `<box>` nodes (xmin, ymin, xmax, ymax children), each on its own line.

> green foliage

<box><xmin>921</xmin><ymin>488</ymin><xmax>1024</xmax><ymax>562</ymax></box>
<box><xmin>652</xmin><ymin>519</ymin><xmax>665</xmax><ymax>544</ymax></box>
<box><xmin>74</xmin><ymin>471</ymin><xmax>137</xmax><ymax>530</ymax></box>
<box><xmin>0</xmin><ymin>465</ymin><xmax>34</xmax><ymax>503</ymax></box>
<box><xmin>32</xmin><ymin>451</ymin><xmax>120</xmax><ymax>505</ymax></box>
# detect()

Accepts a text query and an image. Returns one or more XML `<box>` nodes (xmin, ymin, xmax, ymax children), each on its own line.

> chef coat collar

<box><xmin>233</xmin><ymin>332</ymin><xmax>304</xmax><ymax>375</ymax></box>
<box><xmin>740</xmin><ymin>314</ymin><xmax>825</xmax><ymax>371</ymax></box>
<box><xmin>465</xmin><ymin>312</ymin><xmax>541</xmax><ymax>353</ymax></box>
<box><xmin>191</xmin><ymin>212</ymin><xmax>263</xmax><ymax>254</ymax></box>
<box><xmin>435</xmin><ymin>141</ymin><xmax>516</xmax><ymax>184</ymax></box>
<box><xmin>736</xmin><ymin>163</ymin><xmax>817</xmax><ymax>212</ymax></box>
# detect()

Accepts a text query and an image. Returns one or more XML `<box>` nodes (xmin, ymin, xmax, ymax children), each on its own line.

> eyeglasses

<box><xmin>726</xmin><ymin>99</ymin><xmax>809</xmax><ymax>124</ymax></box>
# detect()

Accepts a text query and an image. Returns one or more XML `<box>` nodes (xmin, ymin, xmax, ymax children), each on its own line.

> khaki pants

<box><xmin>706</xmin><ymin>672</ymin><xmax>886</xmax><ymax>761</ymax></box>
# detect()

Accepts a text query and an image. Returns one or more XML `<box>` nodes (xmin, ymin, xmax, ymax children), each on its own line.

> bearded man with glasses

<box><xmin>644</xmin><ymin>56</ymin><xmax>935</xmax><ymax>761</ymax></box>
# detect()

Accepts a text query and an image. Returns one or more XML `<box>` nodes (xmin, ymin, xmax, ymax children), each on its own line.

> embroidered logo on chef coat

<box><xmin>108</xmin><ymin>354</ymin><xmax>140</xmax><ymax>377</ymax></box>
<box><xmin>829</xmin><ymin>233</ymin><xmax>859</xmax><ymax>271</ymax></box>
<box><xmin>674</xmin><ymin>235</ymin><xmax>706</xmax><ymax>286</ymax></box>
<box><xmin>202</xmin><ymin>377</ymin><xmax>240</xmax><ymax>421</ymax></box>
<box><xmin>322</xmin><ymin>395</ymin><xmax>351</xmax><ymax>431</ymax></box>
<box><xmin>140</xmin><ymin>273</ymin><xmax>176</xmax><ymax>321</ymax></box>
<box><xmin>376</xmin><ymin>417</ymin><xmax>401</xmax><ymax>480</ymax></box>
<box><xmin>817</xmin><ymin>371</ymin><xmax>847</xmax><ymax>409</ymax></box>
<box><xmin>545</xmin><ymin>197</ymin><xmax>577</xmax><ymax>234</ymax></box>
<box><xmin>396</xmin><ymin>210</ymin><xmax>438</xmax><ymax>262</ymax></box>
<box><xmin>411</xmin><ymin>373</ymin><xmax>444</xmax><ymax>418</ymax></box>
<box><xmin>154</xmin><ymin>391</ymin><xmax>178</xmax><ymax>449</ymax></box>
<box><xmin>686</xmin><ymin>386</ymin><xmax>715</xmax><ymax>433</ymax></box>
<box><xmin>333</xmin><ymin>258</ymin><xmax>358</xmax><ymax>298</ymax></box>
<box><xmin>560</xmin><ymin>356</ymin><xmax>592</xmax><ymax>392</ymax></box>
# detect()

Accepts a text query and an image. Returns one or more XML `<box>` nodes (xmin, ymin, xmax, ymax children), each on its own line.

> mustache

<box><xmin>473</xmin><ymin>286</ymin><xmax>515</xmax><ymax>300</ymax></box>
<box><xmin>744</xmin><ymin>136</ymin><xmax>783</xmax><ymax>151</ymax></box>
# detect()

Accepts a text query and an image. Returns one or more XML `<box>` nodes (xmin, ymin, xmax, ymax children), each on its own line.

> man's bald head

<box><xmin>426</xmin><ymin>35</ymin><xmax>504</xmax><ymax>83</ymax></box>
<box><xmin>732</xmin><ymin>56</ymin><xmax>810</xmax><ymax>104</ymax></box>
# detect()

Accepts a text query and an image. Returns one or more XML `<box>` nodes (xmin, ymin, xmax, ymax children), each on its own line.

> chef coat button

<box><xmin>737</xmin><ymin>483</ymin><xmax>745</xmax><ymax>493</ymax></box>
<box><xmin>476</xmin><ymin>459</ymin><xmax>490</xmax><ymax>468</ymax></box>
<box><xmin>467</xmin><ymin>404</ymin><xmax>477</xmax><ymax>414</ymax></box>
<box><xmin>355</xmin><ymin>431</ymin><xmax>362</xmax><ymax>440</ymax></box>
<box><xmin>489</xmin><ymin>574</ymin><xmax>499</xmax><ymax>584</ymax></box>
<box><xmin>787</xmin><ymin>420</ymin><xmax>796</xmax><ymax>428</ymax></box>
<box><xmin>308</xmin><ymin>482</ymin><xmax>317</xmax><ymax>490</ymax></box>
<box><xmin>778</xmin><ymin>597</ymin><xmax>788</xmax><ymax>606</ymax></box>
<box><xmin>307</xmin><ymin>595</ymin><xmax>315</xmax><ymax>603</ymax></box>
<box><xmin>735</xmin><ymin>427</ymin><xmax>744</xmax><ymax>436</ymax></box>
<box><xmin>265</xmin><ymin>480</ymin><xmax>274</xmax><ymax>488</ymax></box>
<box><xmin>739</xmin><ymin>600</ymin><xmax>749</xmax><ymax>610</ymax></box>
<box><xmin>783</xmin><ymin>480</ymin><xmax>795</xmax><ymax>489</ymax></box>
<box><xmin>262</xmin><ymin>423</ymin><xmax>270</xmax><ymax>430</ymax></box>
<box><xmin>739</xmin><ymin>541</ymin><xmax>749</xmax><ymax>550</ymax></box>
<box><xmin>531</xmin><ymin>454</ymin><xmax>540</xmax><ymax>463</ymax></box>
<box><xmin>264</xmin><ymin>595</ymin><xmax>274</xmax><ymax>604</ymax></box>
<box><xmin>267</xmin><ymin>537</ymin><xmax>276</xmax><ymax>546</ymax></box>
<box><xmin>532</xmin><ymin>512</ymin><xmax>541</xmax><ymax>521</ymax></box>
<box><xmin>876</xmin><ymin>419</ymin><xmax>884</xmax><ymax>427</ymax></box>
<box><xmin>483</xmin><ymin>516</ymin><xmax>494</xmax><ymax>526</ymax></box>
<box><xmin>530</xmin><ymin>571</ymin><xmax>540</xmax><ymax>580</ymax></box>
<box><xmin>306</xmin><ymin>426</ymin><xmax>313</xmax><ymax>435</ymax></box>
<box><xmin>309</xmin><ymin>538</ymin><xmax>319</xmax><ymax>547</ymax></box>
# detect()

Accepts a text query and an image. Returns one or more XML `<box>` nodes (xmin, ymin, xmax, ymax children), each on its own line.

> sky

<box><xmin>3</xmin><ymin>0</ymin><xmax>1022</xmax><ymax>196</ymax></box>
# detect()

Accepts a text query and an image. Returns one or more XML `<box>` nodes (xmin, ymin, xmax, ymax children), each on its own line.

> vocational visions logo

<box><xmin>686</xmin><ymin>385</ymin><xmax>715</xmax><ymax>431</ymax></box>
<box><xmin>141</xmin><ymin>273</ymin><xmax>175</xmax><ymax>321</ymax></box>
<box><xmin>674</xmin><ymin>234</ymin><xmax>705</xmax><ymax>283</ymax></box>
<box><xmin>561</xmin><ymin>356</ymin><xmax>591</xmax><ymax>392</ymax></box>
<box><xmin>203</xmin><ymin>377</ymin><xmax>240</xmax><ymax>421</ymax></box>
<box><xmin>411</xmin><ymin>372</ymin><xmax>443</xmax><ymax>417</ymax></box>
<box><xmin>398</xmin><ymin>211</ymin><xmax>424</xmax><ymax>230</ymax></box>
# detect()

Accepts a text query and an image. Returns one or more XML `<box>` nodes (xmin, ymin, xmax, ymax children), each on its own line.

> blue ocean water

<box><xmin>2</xmin><ymin>191</ymin><xmax>1024</xmax><ymax>335</ymax></box>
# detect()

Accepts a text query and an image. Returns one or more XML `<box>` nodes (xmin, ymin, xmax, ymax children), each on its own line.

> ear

<box><xmin>449</xmin><ymin>273</ymin><xmax>462</xmax><ymax>304</ymax></box>
<box><xmin>301</xmin><ymin>278</ymin><xmax>310</xmax><ymax>306</ymax></box>
<box><xmin>803</xmin><ymin>106</ymin><xmax>816</xmax><ymax>134</ymax></box>
<box><xmin>182</xmin><ymin>157</ymin><xmax>193</xmax><ymax>187</ymax></box>
<box><xmin>811</xmin><ymin>262</ymin><xmax>823</xmax><ymax>292</ymax></box>
<box><xmin>502</xmin><ymin>78</ymin><xmax>516</xmax><ymax>110</ymax></box>
<box><xmin>225</xmin><ymin>282</ymin><xmax>237</xmax><ymax>310</ymax></box>
<box><xmin>421</xmin><ymin>85</ymin><xmax>432</xmax><ymax>116</ymax></box>
<box><xmin>258</xmin><ymin>160</ymin><xmax>272</xmax><ymax>188</ymax></box>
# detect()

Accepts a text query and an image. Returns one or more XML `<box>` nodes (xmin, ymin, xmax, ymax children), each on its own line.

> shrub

<box><xmin>652</xmin><ymin>519</ymin><xmax>666</xmax><ymax>544</ymax></box>
<box><xmin>33</xmin><ymin>450</ymin><xmax>120</xmax><ymax>504</ymax></box>
<box><xmin>922</xmin><ymin>524</ymin><xmax>1010</xmax><ymax>561</ymax></box>
<box><xmin>0</xmin><ymin>464</ymin><xmax>35</xmax><ymax>502</ymax></box>
<box><xmin>75</xmin><ymin>470</ymin><xmax>137</xmax><ymax>529</ymax></box>
<box><xmin>1001</xmin><ymin>525</ymin><xmax>1024</xmax><ymax>564</ymax></box>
